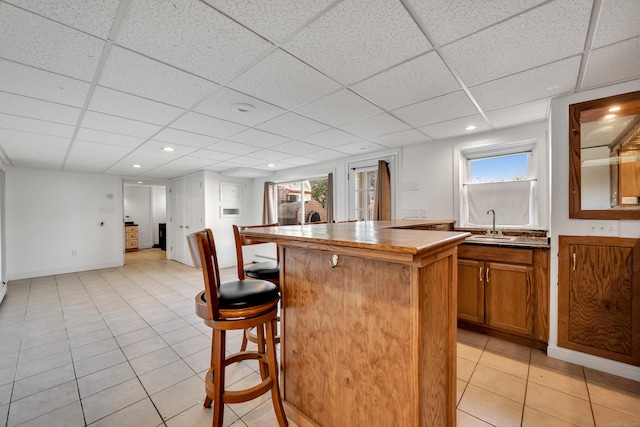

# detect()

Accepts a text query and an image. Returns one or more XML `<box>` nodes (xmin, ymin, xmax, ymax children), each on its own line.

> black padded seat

<box><xmin>200</xmin><ymin>279</ymin><xmax>279</xmax><ymax>309</ymax></box>
<box><xmin>245</xmin><ymin>261</ymin><xmax>280</xmax><ymax>281</ymax></box>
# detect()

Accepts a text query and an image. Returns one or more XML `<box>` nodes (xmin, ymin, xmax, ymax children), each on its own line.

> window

<box><xmin>276</xmin><ymin>178</ymin><xmax>328</xmax><ymax>225</ymax></box>
<box><xmin>353</xmin><ymin>167</ymin><xmax>377</xmax><ymax>221</ymax></box>
<box><xmin>461</xmin><ymin>141</ymin><xmax>537</xmax><ymax>228</ymax></box>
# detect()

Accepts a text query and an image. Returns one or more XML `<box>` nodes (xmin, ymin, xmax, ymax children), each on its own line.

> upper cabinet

<box><xmin>558</xmin><ymin>236</ymin><xmax>640</xmax><ymax>366</ymax></box>
<box><xmin>569</xmin><ymin>90</ymin><xmax>640</xmax><ymax>219</ymax></box>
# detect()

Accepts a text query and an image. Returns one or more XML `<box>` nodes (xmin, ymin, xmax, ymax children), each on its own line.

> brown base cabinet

<box><xmin>457</xmin><ymin>244</ymin><xmax>549</xmax><ymax>348</ymax></box>
<box><xmin>125</xmin><ymin>225</ymin><xmax>138</xmax><ymax>252</ymax></box>
<box><xmin>558</xmin><ymin>236</ymin><xmax>640</xmax><ymax>366</ymax></box>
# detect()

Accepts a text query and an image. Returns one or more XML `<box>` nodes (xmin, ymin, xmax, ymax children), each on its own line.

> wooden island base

<box><xmin>242</xmin><ymin>221</ymin><xmax>469</xmax><ymax>427</ymax></box>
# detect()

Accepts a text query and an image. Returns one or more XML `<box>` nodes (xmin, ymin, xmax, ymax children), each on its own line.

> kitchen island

<box><xmin>242</xmin><ymin>220</ymin><xmax>469</xmax><ymax>427</ymax></box>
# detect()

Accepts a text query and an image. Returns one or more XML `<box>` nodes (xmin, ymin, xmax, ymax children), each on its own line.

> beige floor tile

<box><xmin>458</xmin><ymin>342</ymin><xmax>484</xmax><ymax>363</ymax></box>
<box><xmin>0</xmin><ymin>403</ymin><xmax>8</xmax><ymax>427</ymax></box>
<box><xmin>71</xmin><ymin>337</ymin><xmax>119</xmax><ymax>362</ymax></box>
<box><xmin>240</xmin><ymin>399</ymin><xmax>299</xmax><ymax>427</ymax></box>
<box><xmin>525</xmin><ymin>381</ymin><xmax>594</xmax><ymax>426</ymax></box>
<box><xmin>7</xmin><ymin>380</ymin><xmax>79</xmax><ymax>426</ymax></box>
<box><xmin>165</xmin><ymin>403</ymin><xmax>237</xmax><ymax>427</ymax></box>
<box><xmin>152</xmin><ymin>318</ymin><xmax>190</xmax><ymax>335</ymax></box>
<box><xmin>17</xmin><ymin>338</ymin><xmax>70</xmax><ymax>364</ymax></box>
<box><xmin>530</xmin><ymin>349</ymin><xmax>585</xmax><ymax>377</ymax></box>
<box><xmin>114</xmin><ymin>326</ymin><xmax>159</xmax><ymax>348</ymax></box>
<box><xmin>457</xmin><ymin>329</ymin><xmax>489</xmax><ymax>348</ymax></box>
<box><xmin>14</xmin><ymin>349</ymin><xmax>72</xmax><ymax>381</ymax></box>
<box><xmin>521</xmin><ymin>406</ymin><xmax>579</xmax><ymax>427</ymax></box>
<box><xmin>458</xmin><ymin>384</ymin><xmax>523</xmax><ymax>427</ymax></box>
<box><xmin>162</xmin><ymin>325</ymin><xmax>203</xmax><ymax>345</ymax></box>
<box><xmin>15</xmin><ymin>401</ymin><xmax>84</xmax><ymax>427</ymax></box>
<box><xmin>88</xmin><ymin>398</ymin><xmax>163</xmax><ymax>427</ymax></box>
<box><xmin>456</xmin><ymin>379</ymin><xmax>467</xmax><ymax>405</ymax></box>
<box><xmin>456</xmin><ymin>409</ymin><xmax>493</xmax><ymax>427</ymax></box>
<box><xmin>139</xmin><ymin>359</ymin><xmax>195</xmax><ymax>395</ymax></box>
<box><xmin>171</xmin><ymin>334</ymin><xmax>210</xmax><ymax>358</ymax></box>
<box><xmin>129</xmin><ymin>346</ymin><xmax>181</xmax><ymax>376</ymax></box>
<box><xmin>469</xmin><ymin>364</ymin><xmax>527</xmax><ymax>403</ymax></box>
<box><xmin>592</xmin><ymin>403</ymin><xmax>640</xmax><ymax>427</ymax></box>
<box><xmin>68</xmin><ymin>327</ymin><xmax>113</xmax><ymax>349</ymax></box>
<box><xmin>74</xmin><ymin>349</ymin><xmax>127</xmax><ymax>378</ymax></box>
<box><xmin>122</xmin><ymin>336</ymin><xmax>168</xmax><ymax>360</ymax></box>
<box><xmin>457</xmin><ymin>357</ymin><xmax>476</xmax><ymax>382</ymax></box>
<box><xmin>224</xmin><ymin>372</ymin><xmax>274</xmax><ymax>419</ymax></box>
<box><xmin>11</xmin><ymin>363</ymin><xmax>75</xmax><ymax>401</ymax></box>
<box><xmin>183</xmin><ymin>348</ymin><xmax>211</xmax><ymax>373</ymax></box>
<box><xmin>77</xmin><ymin>362</ymin><xmax>136</xmax><ymax>399</ymax></box>
<box><xmin>485</xmin><ymin>337</ymin><xmax>531</xmax><ymax>361</ymax></box>
<box><xmin>152</xmin><ymin>375</ymin><xmax>206</xmax><ymax>422</ymax></box>
<box><xmin>82</xmin><ymin>378</ymin><xmax>147</xmax><ymax>424</ymax></box>
<box><xmin>0</xmin><ymin>383</ymin><xmax>10</xmax><ymax>406</ymax></box>
<box><xmin>478</xmin><ymin>349</ymin><xmax>530</xmax><ymax>379</ymax></box>
<box><xmin>528</xmin><ymin>364</ymin><xmax>589</xmax><ymax>400</ymax></box>
<box><xmin>585</xmin><ymin>367</ymin><xmax>640</xmax><ymax>395</ymax></box>
<box><xmin>587</xmin><ymin>380</ymin><xmax>640</xmax><ymax>419</ymax></box>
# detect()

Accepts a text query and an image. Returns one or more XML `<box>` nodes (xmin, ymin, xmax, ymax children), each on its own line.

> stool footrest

<box><xmin>204</xmin><ymin>365</ymin><xmax>275</xmax><ymax>404</ymax></box>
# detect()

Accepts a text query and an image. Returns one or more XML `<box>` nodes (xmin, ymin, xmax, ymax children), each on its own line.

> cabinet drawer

<box><xmin>459</xmin><ymin>244</ymin><xmax>533</xmax><ymax>265</ymax></box>
<box><xmin>125</xmin><ymin>232</ymin><xmax>137</xmax><ymax>240</ymax></box>
<box><xmin>125</xmin><ymin>240</ymin><xmax>138</xmax><ymax>249</ymax></box>
<box><xmin>125</xmin><ymin>226</ymin><xmax>137</xmax><ymax>233</ymax></box>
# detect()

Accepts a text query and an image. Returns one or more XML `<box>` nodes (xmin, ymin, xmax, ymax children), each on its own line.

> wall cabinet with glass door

<box><xmin>457</xmin><ymin>244</ymin><xmax>549</xmax><ymax>348</ymax></box>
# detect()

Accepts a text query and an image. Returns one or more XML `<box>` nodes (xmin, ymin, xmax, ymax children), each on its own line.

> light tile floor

<box><xmin>0</xmin><ymin>248</ymin><xmax>639</xmax><ymax>426</ymax></box>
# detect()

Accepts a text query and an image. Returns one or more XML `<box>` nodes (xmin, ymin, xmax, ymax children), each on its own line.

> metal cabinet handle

<box><xmin>479</xmin><ymin>266</ymin><xmax>483</xmax><ymax>282</ymax></box>
<box><xmin>486</xmin><ymin>267</ymin><xmax>490</xmax><ymax>283</ymax></box>
<box><xmin>572</xmin><ymin>253</ymin><xmax>576</xmax><ymax>271</ymax></box>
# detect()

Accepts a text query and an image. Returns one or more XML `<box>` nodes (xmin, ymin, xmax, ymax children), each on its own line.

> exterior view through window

<box><xmin>470</xmin><ymin>153</ymin><xmax>529</xmax><ymax>183</ymax></box>
<box><xmin>277</xmin><ymin>178</ymin><xmax>328</xmax><ymax>225</ymax></box>
<box><xmin>354</xmin><ymin>168</ymin><xmax>377</xmax><ymax>221</ymax></box>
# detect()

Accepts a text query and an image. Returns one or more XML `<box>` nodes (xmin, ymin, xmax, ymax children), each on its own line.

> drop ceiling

<box><xmin>0</xmin><ymin>0</ymin><xmax>638</xmax><ymax>181</ymax></box>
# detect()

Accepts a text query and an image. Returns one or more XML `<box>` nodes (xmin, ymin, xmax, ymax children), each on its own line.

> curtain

<box><xmin>373</xmin><ymin>160</ymin><xmax>391</xmax><ymax>220</ymax></box>
<box><xmin>467</xmin><ymin>180</ymin><xmax>532</xmax><ymax>226</ymax></box>
<box><xmin>326</xmin><ymin>172</ymin><xmax>334</xmax><ymax>223</ymax></box>
<box><xmin>262</xmin><ymin>182</ymin><xmax>277</xmax><ymax>224</ymax></box>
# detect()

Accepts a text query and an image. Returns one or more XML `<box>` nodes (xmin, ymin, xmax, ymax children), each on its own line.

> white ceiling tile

<box><xmin>229</xmin><ymin>49</ymin><xmax>342</xmax><ymax>110</ymax></box>
<box><xmin>333</xmin><ymin>140</ymin><xmax>387</xmax><ymax>155</ymax></box>
<box><xmin>99</xmin><ymin>46</ymin><xmax>220</xmax><ymax>109</ymax></box>
<box><xmin>0</xmin><ymin>113</ymin><xmax>75</xmax><ymax>138</ymax></box>
<box><xmin>408</xmin><ymin>0</ymin><xmax>548</xmax><ymax>45</ymax></box>
<box><xmin>227</xmin><ymin>129</ymin><xmax>291</xmax><ymax>148</ymax></box>
<box><xmin>75</xmin><ymin>128</ymin><xmax>146</xmax><ymax>148</ymax></box>
<box><xmin>582</xmin><ymin>37</ymin><xmax>640</xmax><ymax>89</ymax></box>
<box><xmin>485</xmin><ymin>99</ymin><xmax>549</xmax><ymax>129</ymax></box>
<box><xmin>0</xmin><ymin>128</ymin><xmax>69</xmax><ymax>167</ymax></box>
<box><xmin>152</xmin><ymin>128</ymin><xmax>219</xmax><ymax>149</ymax></box>
<box><xmin>352</xmin><ymin>51</ymin><xmax>460</xmax><ymax>110</ymax></box>
<box><xmin>194</xmin><ymin>87</ymin><xmax>285</xmax><ymax>126</ymax></box>
<box><xmin>419</xmin><ymin>115</ymin><xmax>491</xmax><ymax>140</ymax></box>
<box><xmin>64</xmin><ymin>140</ymin><xmax>132</xmax><ymax>171</ymax></box>
<box><xmin>300</xmin><ymin>128</ymin><xmax>361</xmax><ymax>148</ymax></box>
<box><xmin>89</xmin><ymin>86</ymin><xmax>185</xmax><ymax>126</ymax></box>
<box><xmin>271</xmin><ymin>141</ymin><xmax>323</xmax><ymax>156</ymax></box>
<box><xmin>294</xmin><ymin>89</ymin><xmax>383</xmax><ymax>127</ymax></box>
<box><xmin>187</xmin><ymin>149</ymin><xmax>237</xmax><ymax>162</ymax></box>
<box><xmin>255</xmin><ymin>113</ymin><xmax>330</xmax><ymax>139</ymax></box>
<box><xmin>304</xmin><ymin>149</ymin><xmax>351</xmax><ymax>161</ymax></box>
<box><xmin>0</xmin><ymin>92</ymin><xmax>80</xmax><ymax>125</ymax></box>
<box><xmin>5</xmin><ymin>0</ymin><xmax>120</xmax><ymax>39</ymax></box>
<box><xmin>207</xmin><ymin>140</ymin><xmax>260</xmax><ymax>156</ymax></box>
<box><xmin>205</xmin><ymin>0</ymin><xmax>334</xmax><ymax>43</ymax></box>
<box><xmin>223</xmin><ymin>156</ymin><xmax>266</xmax><ymax>167</ymax></box>
<box><xmin>370</xmin><ymin>129</ymin><xmax>432</xmax><ymax>148</ymax></box>
<box><xmin>170</xmin><ymin>112</ymin><xmax>247</xmax><ymax>139</ymax></box>
<box><xmin>81</xmin><ymin>111</ymin><xmax>161</xmax><ymax>138</ymax></box>
<box><xmin>442</xmin><ymin>0</ymin><xmax>592</xmax><ymax>85</ymax></box>
<box><xmin>285</xmin><ymin>0</ymin><xmax>431</xmax><ymax>84</ymax></box>
<box><xmin>246</xmin><ymin>149</ymin><xmax>292</xmax><ymax>162</ymax></box>
<box><xmin>338</xmin><ymin>113</ymin><xmax>410</xmax><ymax>139</ymax></box>
<box><xmin>137</xmin><ymin>158</ymin><xmax>214</xmax><ymax>178</ymax></box>
<box><xmin>469</xmin><ymin>56</ymin><xmax>581</xmax><ymax>111</ymax></box>
<box><xmin>279</xmin><ymin>156</ymin><xmax>321</xmax><ymax>167</ymax></box>
<box><xmin>592</xmin><ymin>0</ymin><xmax>640</xmax><ymax>48</ymax></box>
<box><xmin>0</xmin><ymin>59</ymin><xmax>90</xmax><ymax>107</ymax></box>
<box><xmin>115</xmin><ymin>0</ymin><xmax>273</xmax><ymax>83</ymax></box>
<box><xmin>0</xmin><ymin>3</ymin><xmax>104</xmax><ymax>81</ymax></box>
<box><xmin>138</xmin><ymin>140</ymin><xmax>200</xmax><ymax>156</ymax></box>
<box><xmin>392</xmin><ymin>91</ymin><xmax>478</xmax><ymax>128</ymax></box>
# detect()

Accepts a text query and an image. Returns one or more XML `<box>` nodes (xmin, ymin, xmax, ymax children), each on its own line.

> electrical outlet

<box><xmin>586</xmin><ymin>221</ymin><xmax>619</xmax><ymax>236</ymax></box>
<box><xmin>420</xmin><ymin>208</ymin><xmax>428</xmax><ymax>218</ymax></box>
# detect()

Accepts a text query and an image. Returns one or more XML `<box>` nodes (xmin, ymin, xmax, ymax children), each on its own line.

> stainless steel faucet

<box><xmin>486</xmin><ymin>209</ymin><xmax>502</xmax><ymax>236</ymax></box>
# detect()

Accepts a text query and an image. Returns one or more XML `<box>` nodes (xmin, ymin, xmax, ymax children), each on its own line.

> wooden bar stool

<box><xmin>187</xmin><ymin>229</ymin><xmax>288</xmax><ymax>427</ymax></box>
<box><xmin>232</xmin><ymin>224</ymin><xmax>281</xmax><ymax>351</ymax></box>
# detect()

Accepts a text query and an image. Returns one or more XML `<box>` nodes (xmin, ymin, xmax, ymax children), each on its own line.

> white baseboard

<box><xmin>547</xmin><ymin>344</ymin><xmax>640</xmax><ymax>381</ymax></box>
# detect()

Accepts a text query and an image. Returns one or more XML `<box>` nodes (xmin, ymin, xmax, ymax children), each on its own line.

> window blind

<box><xmin>467</xmin><ymin>180</ymin><xmax>533</xmax><ymax>226</ymax></box>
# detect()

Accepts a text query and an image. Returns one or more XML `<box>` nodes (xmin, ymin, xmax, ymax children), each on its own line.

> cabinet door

<box><xmin>457</xmin><ymin>259</ymin><xmax>484</xmax><ymax>323</ymax></box>
<box><xmin>559</xmin><ymin>236</ymin><xmax>640</xmax><ymax>366</ymax></box>
<box><xmin>485</xmin><ymin>262</ymin><xmax>533</xmax><ymax>336</ymax></box>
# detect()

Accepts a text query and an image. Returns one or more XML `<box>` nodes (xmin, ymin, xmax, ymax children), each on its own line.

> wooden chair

<box><xmin>233</xmin><ymin>223</ymin><xmax>280</xmax><ymax>286</ymax></box>
<box><xmin>187</xmin><ymin>229</ymin><xmax>287</xmax><ymax>427</ymax></box>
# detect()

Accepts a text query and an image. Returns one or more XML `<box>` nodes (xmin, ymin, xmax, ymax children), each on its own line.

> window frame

<box><xmin>274</xmin><ymin>175</ymin><xmax>329</xmax><ymax>225</ymax></box>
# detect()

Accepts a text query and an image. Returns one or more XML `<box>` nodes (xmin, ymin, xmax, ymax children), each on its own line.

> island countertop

<box><xmin>241</xmin><ymin>219</ymin><xmax>469</xmax><ymax>258</ymax></box>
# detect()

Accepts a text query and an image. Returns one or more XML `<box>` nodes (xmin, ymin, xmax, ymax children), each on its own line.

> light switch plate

<box><xmin>586</xmin><ymin>220</ymin><xmax>619</xmax><ymax>236</ymax></box>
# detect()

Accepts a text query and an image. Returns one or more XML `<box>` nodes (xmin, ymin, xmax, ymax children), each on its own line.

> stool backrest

<box><xmin>187</xmin><ymin>228</ymin><xmax>221</xmax><ymax>320</ymax></box>
<box><xmin>232</xmin><ymin>223</ymin><xmax>279</xmax><ymax>280</ymax></box>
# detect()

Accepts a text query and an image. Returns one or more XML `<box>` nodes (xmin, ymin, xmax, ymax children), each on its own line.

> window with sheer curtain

<box><xmin>461</xmin><ymin>143</ymin><xmax>538</xmax><ymax>228</ymax></box>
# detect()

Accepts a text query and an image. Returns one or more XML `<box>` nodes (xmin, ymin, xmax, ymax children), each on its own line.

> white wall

<box><xmin>6</xmin><ymin>167</ymin><xmax>123</xmax><ymax>280</ymax></box>
<box><xmin>550</xmin><ymin>78</ymin><xmax>640</xmax><ymax>380</ymax></box>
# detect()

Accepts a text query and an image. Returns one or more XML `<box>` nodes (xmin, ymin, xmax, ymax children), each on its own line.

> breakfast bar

<box><xmin>242</xmin><ymin>220</ymin><xmax>469</xmax><ymax>427</ymax></box>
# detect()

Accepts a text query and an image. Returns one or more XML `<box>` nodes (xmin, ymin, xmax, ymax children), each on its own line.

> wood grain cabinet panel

<box><xmin>558</xmin><ymin>236</ymin><xmax>640</xmax><ymax>366</ymax></box>
<box><xmin>457</xmin><ymin>259</ymin><xmax>484</xmax><ymax>323</ymax></box>
<box><xmin>485</xmin><ymin>262</ymin><xmax>533</xmax><ymax>336</ymax></box>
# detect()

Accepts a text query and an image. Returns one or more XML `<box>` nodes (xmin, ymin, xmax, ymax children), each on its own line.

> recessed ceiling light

<box><xmin>162</xmin><ymin>147</ymin><xmax>175</xmax><ymax>152</ymax></box>
<box><xmin>609</xmin><ymin>106</ymin><xmax>621</xmax><ymax>112</ymax></box>
<box><xmin>604</xmin><ymin>114</ymin><xmax>616</xmax><ymax>119</ymax></box>
<box><xmin>465</xmin><ymin>125</ymin><xmax>477</xmax><ymax>131</ymax></box>
<box><xmin>137</xmin><ymin>181</ymin><xmax>143</xmax><ymax>184</ymax></box>
<box><xmin>133</xmin><ymin>164</ymin><xmax>142</xmax><ymax>168</ymax></box>
<box><xmin>232</xmin><ymin>103</ymin><xmax>255</xmax><ymax>113</ymax></box>
<box><xmin>267</xmin><ymin>163</ymin><xmax>275</xmax><ymax>168</ymax></box>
